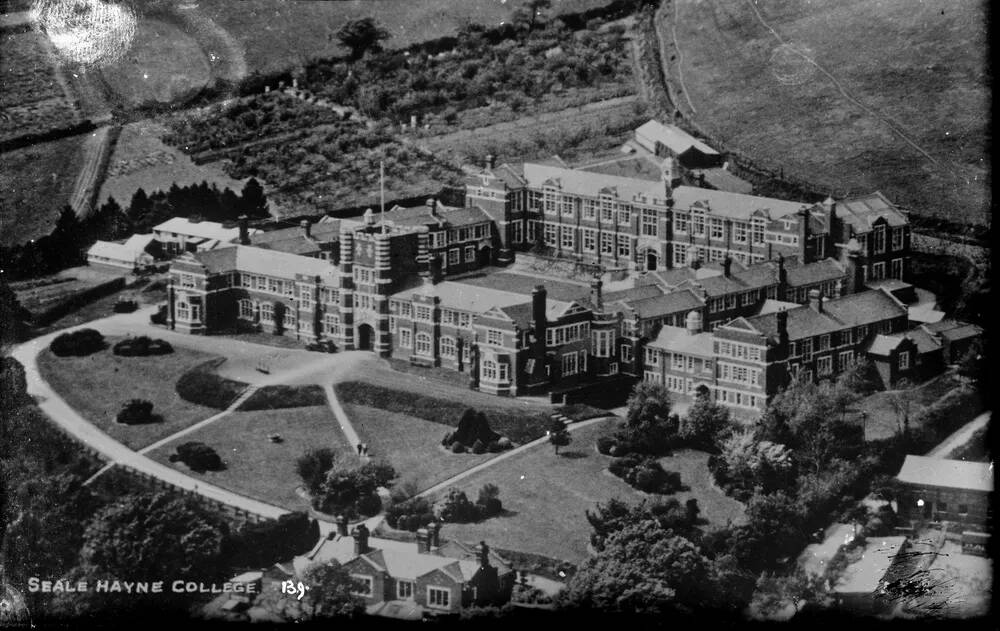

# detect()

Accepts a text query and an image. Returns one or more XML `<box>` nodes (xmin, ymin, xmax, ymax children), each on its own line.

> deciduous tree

<box><xmin>335</xmin><ymin>17</ymin><xmax>390</xmax><ymax>60</ymax></box>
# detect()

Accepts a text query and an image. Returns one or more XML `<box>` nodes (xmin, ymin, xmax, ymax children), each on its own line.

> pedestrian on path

<box><xmin>362</xmin><ymin>443</ymin><xmax>369</xmax><ymax>456</ymax></box>
<box><xmin>357</xmin><ymin>443</ymin><xmax>363</xmax><ymax>455</ymax></box>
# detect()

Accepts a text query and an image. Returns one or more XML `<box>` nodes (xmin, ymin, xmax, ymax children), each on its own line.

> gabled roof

<box><xmin>866</xmin><ymin>334</ymin><xmax>907</xmax><ymax>356</ymax></box>
<box><xmin>756</xmin><ymin>299</ymin><xmax>801</xmax><ymax>315</ymax></box>
<box><xmin>625</xmin><ymin>288</ymin><xmax>704</xmax><ymax>319</ymax></box>
<box><xmin>837</xmin><ymin>192</ymin><xmax>909</xmax><ymax>232</ymax></box>
<box><xmin>602</xmin><ymin>284</ymin><xmax>665</xmax><ymax>304</ymax></box>
<box><xmin>646</xmin><ymin>325</ymin><xmax>714</xmax><ymax>356</ymax></box>
<box><xmin>123</xmin><ymin>233</ymin><xmax>156</xmax><ymax>251</ymax></box>
<box><xmin>896</xmin><ymin>455</ymin><xmax>993</xmax><ymax>492</ymax></box>
<box><xmin>635</xmin><ymin>120</ymin><xmax>720</xmax><ymax>156</ymax></box>
<box><xmin>396</xmin><ymin>281</ymin><xmax>528</xmax><ymax>314</ymax></box>
<box><xmin>87</xmin><ymin>240</ymin><xmax>147</xmax><ymax>262</ymax></box>
<box><xmin>383</xmin><ymin>203</ymin><xmax>491</xmax><ymax>229</ymax></box>
<box><xmin>904</xmin><ymin>327</ymin><xmax>943</xmax><ymax>354</ymax></box>
<box><xmin>689</xmin><ymin>167</ymin><xmax>754</xmax><ymax>194</ymax></box>
<box><xmin>454</xmin><ymin>272</ymin><xmax>592</xmax><ymax>304</ymax></box>
<box><xmin>250</xmin><ymin>221</ymin><xmax>341</xmax><ymax>255</ymax></box>
<box><xmin>923</xmin><ymin>319</ymin><xmax>983</xmax><ymax>343</ymax></box>
<box><xmin>820</xmin><ymin>288</ymin><xmax>907</xmax><ymax>327</ymax></box>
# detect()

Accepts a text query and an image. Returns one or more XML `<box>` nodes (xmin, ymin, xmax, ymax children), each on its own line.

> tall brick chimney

<box><xmin>531</xmin><ymin>285</ymin><xmax>548</xmax><ymax>383</ymax></box>
<box><xmin>844</xmin><ymin>239</ymin><xmax>865</xmax><ymax>295</ymax></box>
<box><xmin>475</xmin><ymin>541</ymin><xmax>491</xmax><ymax>568</ymax></box>
<box><xmin>429</xmin><ymin>254</ymin><xmax>444</xmax><ymax>284</ymax></box>
<box><xmin>722</xmin><ymin>255</ymin><xmax>732</xmax><ymax>278</ymax></box>
<box><xmin>776</xmin><ymin>308</ymin><xmax>789</xmax><ymax>349</ymax></box>
<box><xmin>590</xmin><ymin>276</ymin><xmax>603</xmax><ymax>311</ymax></box>
<box><xmin>797</xmin><ymin>206</ymin><xmax>811</xmax><ymax>262</ymax></box>
<box><xmin>352</xmin><ymin>524</ymin><xmax>370</xmax><ymax>556</ymax></box>
<box><xmin>428</xmin><ymin>521</ymin><xmax>441</xmax><ymax>549</ymax></box>
<box><xmin>808</xmin><ymin>289</ymin><xmax>823</xmax><ymax>313</ymax></box>
<box><xmin>335</xmin><ymin>514</ymin><xmax>348</xmax><ymax>537</ymax></box>
<box><xmin>416</xmin><ymin>528</ymin><xmax>431</xmax><ymax>553</ymax></box>
<box><xmin>238</xmin><ymin>215</ymin><xmax>250</xmax><ymax>245</ymax></box>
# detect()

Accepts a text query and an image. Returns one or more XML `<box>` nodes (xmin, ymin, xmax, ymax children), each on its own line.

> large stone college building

<box><xmin>162</xmin><ymin>149</ymin><xmax>976</xmax><ymax>413</ymax></box>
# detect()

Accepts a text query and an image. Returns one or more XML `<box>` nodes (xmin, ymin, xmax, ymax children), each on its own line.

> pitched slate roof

<box><xmin>87</xmin><ymin>241</ymin><xmax>147</xmax><ymax>262</ymax></box>
<box><xmin>455</xmin><ymin>272</ymin><xmax>592</xmax><ymax>304</ymax></box>
<box><xmin>250</xmin><ymin>221</ymin><xmax>341</xmax><ymax>255</ymax></box>
<box><xmin>923</xmin><ymin>319</ymin><xmax>983</xmax><ymax>342</ymax></box>
<box><xmin>896</xmin><ymin>455</ymin><xmax>993</xmax><ymax>492</ymax></box>
<box><xmin>602</xmin><ymin>284</ymin><xmax>665</xmax><ymax>304</ymax></box>
<box><xmin>383</xmin><ymin>203</ymin><xmax>491</xmax><ymax>228</ymax></box>
<box><xmin>671</xmin><ymin>186</ymin><xmax>810</xmax><ymax>221</ymax></box>
<box><xmin>123</xmin><ymin>233</ymin><xmax>156</xmax><ymax>251</ymax></box>
<box><xmin>623</xmin><ymin>288</ymin><xmax>704</xmax><ymax>319</ymax></box>
<box><xmin>785</xmin><ymin>258</ymin><xmax>846</xmax><ymax>287</ymax></box>
<box><xmin>866</xmin><ymin>334</ymin><xmax>906</xmax><ymax>356</ymax></box>
<box><xmin>756</xmin><ymin>299</ymin><xmax>802</xmax><ymax>315</ymax></box>
<box><xmin>188</xmin><ymin>245</ymin><xmax>337</xmax><ymax>279</ymax></box>
<box><xmin>522</xmin><ymin>163</ymin><xmax>669</xmax><ymax>205</ymax></box>
<box><xmin>689</xmin><ymin>167</ymin><xmax>753</xmax><ymax>194</ymax></box>
<box><xmin>820</xmin><ymin>288</ymin><xmax>907</xmax><ymax>327</ymax></box>
<box><xmin>153</xmin><ymin>217</ymin><xmax>254</xmax><ymax>242</ymax></box>
<box><xmin>905</xmin><ymin>327</ymin><xmax>943</xmax><ymax>354</ymax></box>
<box><xmin>647</xmin><ymin>325</ymin><xmax>714</xmax><ymax>356</ymax></box>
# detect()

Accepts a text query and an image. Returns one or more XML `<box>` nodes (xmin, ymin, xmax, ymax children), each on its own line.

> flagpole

<box><xmin>380</xmin><ymin>161</ymin><xmax>385</xmax><ymax>233</ymax></box>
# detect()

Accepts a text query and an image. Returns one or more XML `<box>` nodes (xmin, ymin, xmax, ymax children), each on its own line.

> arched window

<box><xmin>415</xmin><ymin>332</ymin><xmax>433</xmax><ymax>357</ymax></box>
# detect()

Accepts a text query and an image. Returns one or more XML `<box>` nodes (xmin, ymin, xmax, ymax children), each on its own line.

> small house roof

<box><xmin>896</xmin><ymin>455</ymin><xmax>993</xmax><ymax>493</ymax></box>
<box><xmin>635</xmin><ymin>120</ymin><xmax>720</xmax><ymax>156</ymax></box>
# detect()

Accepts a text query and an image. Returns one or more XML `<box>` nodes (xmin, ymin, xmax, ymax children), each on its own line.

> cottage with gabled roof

<box><xmin>895</xmin><ymin>455</ymin><xmax>992</xmax><ymax>529</ymax></box>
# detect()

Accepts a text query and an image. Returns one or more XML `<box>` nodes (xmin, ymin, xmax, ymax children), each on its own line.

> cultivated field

<box><xmin>148</xmin><ymin>405</ymin><xmax>358</xmax><ymax>510</ymax></box>
<box><xmin>198</xmin><ymin>0</ymin><xmax>618</xmax><ymax>74</ymax></box>
<box><xmin>0</xmin><ymin>28</ymin><xmax>82</xmax><ymax>143</ymax></box>
<box><xmin>98</xmin><ymin>119</ymin><xmax>246</xmax><ymax>210</ymax></box>
<box><xmin>0</xmin><ymin>134</ymin><xmax>87</xmax><ymax>246</ymax></box>
<box><xmin>665</xmin><ymin>0</ymin><xmax>988</xmax><ymax>225</ymax></box>
<box><xmin>36</xmin><ymin>341</ymin><xmax>222</xmax><ymax>450</ymax></box>
<box><xmin>344</xmin><ymin>403</ymin><xmax>500</xmax><ymax>494</ymax></box>
<box><xmin>438</xmin><ymin>421</ymin><xmax>744</xmax><ymax>563</ymax></box>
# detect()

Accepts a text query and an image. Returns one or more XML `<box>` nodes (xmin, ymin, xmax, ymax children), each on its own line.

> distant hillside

<box><xmin>665</xmin><ymin>0</ymin><xmax>988</xmax><ymax>227</ymax></box>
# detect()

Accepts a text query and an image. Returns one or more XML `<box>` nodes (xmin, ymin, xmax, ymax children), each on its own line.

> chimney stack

<box><xmin>335</xmin><ymin>514</ymin><xmax>349</xmax><ymax>537</ymax></box>
<box><xmin>426</xmin><ymin>197</ymin><xmax>437</xmax><ymax>217</ymax></box>
<box><xmin>352</xmin><ymin>524</ymin><xmax>370</xmax><ymax>556</ymax></box>
<box><xmin>808</xmin><ymin>289</ymin><xmax>823</xmax><ymax>312</ymax></box>
<box><xmin>776</xmin><ymin>308</ymin><xmax>789</xmax><ymax>349</ymax></box>
<box><xmin>844</xmin><ymin>239</ymin><xmax>865</xmax><ymax>295</ymax></box>
<box><xmin>416</xmin><ymin>528</ymin><xmax>431</xmax><ymax>553</ymax></box>
<box><xmin>685</xmin><ymin>310</ymin><xmax>702</xmax><ymax>335</ymax></box>
<box><xmin>723</xmin><ymin>255</ymin><xmax>732</xmax><ymax>278</ymax></box>
<box><xmin>531</xmin><ymin>285</ymin><xmax>548</xmax><ymax>381</ymax></box>
<box><xmin>475</xmin><ymin>541</ymin><xmax>491</xmax><ymax>568</ymax></box>
<box><xmin>797</xmin><ymin>206</ymin><xmax>811</xmax><ymax>262</ymax></box>
<box><xmin>485</xmin><ymin>154</ymin><xmax>495</xmax><ymax>171</ymax></box>
<box><xmin>429</xmin><ymin>254</ymin><xmax>444</xmax><ymax>284</ymax></box>
<box><xmin>428</xmin><ymin>521</ymin><xmax>441</xmax><ymax>548</ymax></box>
<box><xmin>300</xmin><ymin>219</ymin><xmax>311</xmax><ymax>239</ymax></box>
<box><xmin>238</xmin><ymin>215</ymin><xmax>250</xmax><ymax>245</ymax></box>
<box><xmin>590</xmin><ymin>276</ymin><xmax>603</xmax><ymax>311</ymax></box>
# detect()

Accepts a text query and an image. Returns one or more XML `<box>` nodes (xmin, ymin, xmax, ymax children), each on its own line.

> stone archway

<box><xmin>645</xmin><ymin>250</ymin><xmax>659</xmax><ymax>271</ymax></box>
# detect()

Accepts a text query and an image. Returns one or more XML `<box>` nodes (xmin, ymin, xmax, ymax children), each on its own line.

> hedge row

<box><xmin>335</xmin><ymin>381</ymin><xmax>549</xmax><ymax>444</ymax></box>
<box><xmin>239</xmin><ymin>384</ymin><xmax>327</xmax><ymax>411</ymax></box>
<box><xmin>608</xmin><ymin>454</ymin><xmax>684</xmax><ymax>495</ymax></box>
<box><xmin>175</xmin><ymin>360</ymin><xmax>249</xmax><ymax>410</ymax></box>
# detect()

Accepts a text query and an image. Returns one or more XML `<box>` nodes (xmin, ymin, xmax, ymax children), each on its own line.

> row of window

<box><xmin>541</xmin><ymin>224</ymin><xmax>634</xmax><ymax>258</ymax></box>
<box><xmin>428</xmin><ymin>223</ymin><xmax>490</xmax><ymax>248</ymax></box>
<box><xmin>714</xmin><ymin>341</ymin><xmax>764</xmax><ymax>362</ymax></box>
<box><xmin>643</xmin><ymin>373</ymin><xmax>763</xmax><ymax>410</ymax></box>
<box><xmin>718</xmin><ymin>362</ymin><xmax>762</xmax><ymax>386</ymax></box>
<box><xmin>349</xmin><ymin>575</ymin><xmax>450</xmax><ymax>609</ymax></box>
<box><xmin>545</xmin><ymin>322</ymin><xmax>589</xmax><ymax>347</ymax></box>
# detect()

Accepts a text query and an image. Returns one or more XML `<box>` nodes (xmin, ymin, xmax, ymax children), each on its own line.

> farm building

<box><xmin>86</xmin><ymin>237</ymin><xmax>156</xmax><ymax>272</ymax></box>
<box><xmin>153</xmin><ymin>217</ymin><xmax>258</xmax><ymax>256</ymax></box>
<box><xmin>634</xmin><ymin>119</ymin><xmax>722</xmax><ymax>168</ymax></box>
<box><xmin>895</xmin><ymin>455</ymin><xmax>992</xmax><ymax>529</ymax></box>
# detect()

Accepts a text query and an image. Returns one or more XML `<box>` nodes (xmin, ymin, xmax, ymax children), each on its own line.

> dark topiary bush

<box><xmin>170</xmin><ymin>441</ymin><xmax>223</xmax><ymax>472</ymax></box>
<box><xmin>471</xmin><ymin>439</ymin><xmax>486</xmax><ymax>455</ymax></box>
<box><xmin>150</xmin><ymin>305</ymin><xmax>168</xmax><ymax>325</ymax></box>
<box><xmin>116</xmin><ymin>399</ymin><xmax>156</xmax><ymax>425</ymax></box>
<box><xmin>479</xmin><ymin>497</ymin><xmax>502</xmax><ymax>517</ymax></box>
<box><xmin>386</xmin><ymin>497</ymin><xmax>435</xmax><ymax>531</ymax></box>
<box><xmin>451</xmin><ymin>442</ymin><xmax>467</xmax><ymax>454</ymax></box>
<box><xmin>113</xmin><ymin>299</ymin><xmax>138</xmax><ymax>313</ymax></box>
<box><xmin>50</xmin><ymin>329</ymin><xmax>105</xmax><ymax>356</ymax></box>
<box><xmin>113</xmin><ymin>336</ymin><xmax>174</xmax><ymax>357</ymax></box>
<box><xmin>596</xmin><ymin>435</ymin><xmax>616</xmax><ymax>455</ymax></box>
<box><xmin>487</xmin><ymin>440</ymin><xmax>504</xmax><ymax>453</ymax></box>
<box><xmin>453</xmin><ymin>409</ymin><xmax>502</xmax><ymax>446</ymax></box>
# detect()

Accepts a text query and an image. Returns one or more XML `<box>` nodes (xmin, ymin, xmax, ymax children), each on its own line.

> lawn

<box><xmin>148</xmin><ymin>405</ymin><xmax>358</xmax><ymax>510</ymax></box>
<box><xmin>854</xmin><ymin>370</ymin><xmax>977</xmax><ymax>441</ymax></box>
<box><xmin>437</xmin><ymin>421</ymin><xmax>742</xmax><ymax>563</ymax></box>
<box><xmin>0</xmin><ymin>134</ymin><xmax>87</xmax><ymax>246</ymax></box>
<box><xmin>343</xmin><ymin>403</ymin><xmax>499</xmax><ymax>493</ymax></box>
<box><xmin>98</xmin><ymin>119</ymin><xmax>247</xmax><ymax>211</ymax></box>
<box><xmin>667</xmin><ymin>0</ymin><xmax>988</xmax><ymax>226</ymax></box>
<box><xmin>36</xmin><ymin>341</ymin><xmax>222</xmax><ymax>450</ymax></box>
<box><xmin>199</xmin><ymin>0</ymin><xmax>618</xmax><ymax>74</ymax></box>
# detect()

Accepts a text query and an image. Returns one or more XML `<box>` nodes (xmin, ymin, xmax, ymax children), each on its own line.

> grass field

<box><xmin>344</xmin><ymin>403</ymin><xmax>500</xmax><ymax>493</ymax></box>
<box><xmin>148</xmin><ymin>405</ymin><xmax>358</xmax><ymax>510</ymax></box>
<box><xmin>667</xmin><ymin>0</ymin><xmax>988</xmax><ymax>225</ymax></box>
<box><xmin>100</xmin><ymin>17</ymin><xmax>213</xmax><ymax>108</ymax></box>
<box><xmin>98</xmin><ymin>119</ymin><xmax>247</xmax><ymax>209</ymax></box>
<box><xmin>854</xmin><ymin>370</ymin><xmax>977</xmax><ymax>441</ymax></box>
<box><xmin>36</xmin><ymin>342</ymin><xmax>221</xmax><ymax>450</ymax></box>
<box><xmin>0</xmin><ymin>134</ymin><xmax>87</xmax><ymax>246</ymax></box>
<box><xmin>199</xmin><ymin>0</ymin><xmax>617</xmax><ymax>75</ymax></box>
<box><xmin>438</xmin><ymin>421</ymin><xmax>743</xmax><ymax>563</ymax></box>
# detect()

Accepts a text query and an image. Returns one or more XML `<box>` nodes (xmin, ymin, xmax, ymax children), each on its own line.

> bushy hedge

<box><xmin>169</xmin><ymin>441</ymin><xmax>223</xmax><ymax>472</ymax></box>
<box><xmin>433</xmin><ymin>485</ymin><xmax>503</xmax><ymax>524</ymax></box>
<box><xmin>112</xmin><ymin>336</ymin><xmax>174</xmax><ymax>357</ymax></box>
<box><xmin>49</xmin><ymin>329</ymin><xmax>105</xmax><ymax>356</ymax></box>
<box><xmin>608</xmin><ymin>454</ymin><xmax>683</xmax><ymax>494</ymax></box>
<box><xmin>228</xmin><ymin>511</ymin><xmax>319</xmax><ymax>568</ymax></box>
<box><xmin>385</xmin><ymin>497</ymin><xmax>436</xmax><ymax>532</ymax></box>
<box><xmin>336</xmin><ymin>381</ymin><xmax>547</xmax><ymax>444</ymax></box>
<box><xmin>112</xmin><ymin>299</ymin><xmax>138</xmax><ymax>313</ymax></box>
<box><xmin>175</xmin><ymin>361</ymin><xmax>248</xmax><ymax>409</ymax></box>
<box><xmin>116</xmin><ymin>399</ymin><xmax>157</xmax><ymax>425</ymax></box>
<box><xmin>239</xmin><ymin>384</ymin><xmax>326</xmax><ymax>411</ymax></box>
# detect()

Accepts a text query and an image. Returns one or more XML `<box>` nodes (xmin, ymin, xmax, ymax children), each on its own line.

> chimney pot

<box><xmin>723</xmin><ymin>255</ymin><xmax>732</xmax><ymax>278</ymax></box>
<box><xmin>238</xmin><ymin>215</ymin><xmax>250</xmax><ymax>245</ymax></box>
<box><xmin>335</xmin><ymin>514</ymin><xmax>348</xmax><ymax>537</ymax></box>
<box><xmin>808</xmin><ymin>289</ymin><xmax>823</xmax><ymax>312</ymax></box>
<box><xmin>352</xmin><ymin>524</ymin><xmax>370</xmax><ymax>556</ymax></box>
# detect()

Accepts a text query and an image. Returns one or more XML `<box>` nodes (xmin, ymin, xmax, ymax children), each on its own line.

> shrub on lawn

<box><xmin>112</xmin><ymin>299</ymin><xmax>138</xmax><ymax>313</ymax></box>
<box><xmin>435</xmin><ymin>488</ymin><xmax>480</xmax><ymax>523</ymax></box>
<box><xmin>150</xmin><ymin>305</ymin><xmax>168</xmax><ymax>325</ymax></box>
<box><xmin>596</xmin><ymin>435</ymin><xmax>616</xmax><ymax>455</ymax></box>
<box><xmin>477</xmin><ymin>484</ymin><xmax>503</xmax><ymax>518</ymax></box>
<box><xmin>471</xmin><ymin>439</ymin><xmax>486</xmax><ymax>455</ymax></box>
<box><xmin>239</xmin><ymin>384</ymin><xmax>326</xmax><ymax>411</ymax></box>
<box><xmin>50</xmin><ymin>329</ymin><xmax>105</xmax><ymax>356</ymax></box>
<box><xmin>296</xmin><ymin>447</ymin><xmax>337</xmax><ymax>495</ymax></box>
<box><xmin>112</xmin><ymin>336</ymin><xmax>174</xmax><ymax>357</ymax></box>
<box><xmin>386</xmin><ymin>497</ymin><xmax>435</xmax><ymax>531</ymax></box>
<box><xmin>170</xmin><ymin>441</ymin><xmax>223</xmax><ymax>472</ymax></box>
<box><xmin>314</xmin><ymin>460</ymin><xmax>395</xmax><ymax>519</ymax></box>
<box><xmin>608</xmin><ymin>455</ymin><xmax>683</xmax><ymax>494</ymax></box>
<box><xmin>116</xmin><ymin>399</ymin><xmax>156</xmax><ymax>425</ymax></box>
<box><xmin>175</xmin><ymin>361</ymin><xmax>248</xmax><ymax>409</ymax></box>
<box><xmin>451</xmin><ymin>442</ymin><xmax>466</xmax><ymax>454</ymax></box>
<box><xmin>487</xmin><ymin>440</ymin><xmax>504</xmax><ymax>453</ymax></box>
